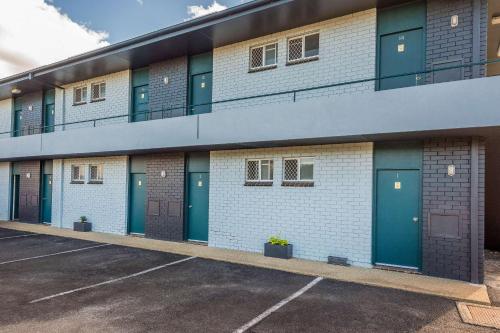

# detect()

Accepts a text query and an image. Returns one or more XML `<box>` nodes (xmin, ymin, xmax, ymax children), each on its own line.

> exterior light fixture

<box><xmin>448</xmin><ymin>165</ymin><xmax>456</xmax><ymax>177</ymax></box>
<box><xmin>26</xmin><ymin>172</ymin><xmax>31</xmax><ymax>179</ymax></box>
<box><xmin>492</xmin><ymin>15</ymin><xmax>500</xmax><ymax>25</ymax></box>
<box><xmin>28</xmin><ymin>105</ymin><xmax>33</xmax><ymax>111</ymax></box>
<box><xmin>11</xmin><ymin>88</ymin><xmax>21</xmax><ymax>94</ymax></box>
<box><xmin>497</xmin><ymin>42</ymin><xmax>500</xmax><ymax>58</ymax></box>
<box><xmin>163</xmin><ymin>77</ymin><xmax>169</xmax><ymax>85</ymax></box>
<box><xmin>451</xmin><ymin>15</ymin><xmax>459</xmax><ymax>27</ymax></box>
<box><xmin>160</xmin><ymin>170</ymin><xmax>166</xmax><ymax>178</ymax></box>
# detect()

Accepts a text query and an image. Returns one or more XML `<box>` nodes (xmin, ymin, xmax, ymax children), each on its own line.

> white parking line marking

<box><xmin>233</xmin><ymin>276</ymin><xmax>324</xmax><ymax>333</ymax></box>
<box><xmin>0</xmin><ymin>244</ymin><xmax>111</xmax><ymax>266</ymax></box>
<box><xmin>0</xmin><ymin>234</ymin><xmax>38</xmax><ymax>240</ymax></box>
<box><xmin>30</xmin><ymin>256</ymin><xmax>197</xmax><ymax>304</ymax></box>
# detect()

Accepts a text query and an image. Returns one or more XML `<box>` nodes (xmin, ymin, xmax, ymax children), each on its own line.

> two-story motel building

<box><xmin>1</xmin><ymin>0</ymin><xmax>500</xmax><ymax>284</ymax></box>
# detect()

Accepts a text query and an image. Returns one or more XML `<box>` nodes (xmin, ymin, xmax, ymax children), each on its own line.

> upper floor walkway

<box><xmin>0</xmin><ymin>65</ymin><xmax>499</xmax><ymax>161</ymax></box>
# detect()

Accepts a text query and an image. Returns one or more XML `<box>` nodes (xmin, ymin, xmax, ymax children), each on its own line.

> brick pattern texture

<box><xmin>145</xmin><ymin>153</ymin><xmax>185</xmax><ymax>241</ymax></box>
<box><xmin>0</xmin><ymin>162</ymin><xmax>10</xmax><ymax>220</ymax></box>
<box><xmin>209</xmin><ymin>143</ymin><xmax>373</xmax><ymax>266</ymax></box>
<box><xmin>426</xmin><ymin>0</ymin><xmax>487</xmax><ymax>81</ymax></box>
<box><xmin>0</xmin><ymin>98</ymin><xmax>12</xmax><ymax>139</ymax></box>
<box><xmin>422</xmin><ymin>138</ymin><xmax>485</xmax><ymax>282</ymax></box>
<box><xmin>16</xmin><ymin>92</ymin><xmax>43</xmax><ymax>136</ymax></box>
<box><xmin>52</xmin><ymin>156</ymin><xmax>128</xmax><ymax>234</ymax></box>
<box><xmin>56</xmin><ymin>70</ymin><xmax>131</xmax><ymax>130</ymax></box>
<box><xmin>211</xmin><ymin>9</ymin><xmax>376</xmax><ymax>111</ymax></box>
<box><xmin>149</xmin><ymin>57</ymin><xmax>188</xmax><ymax>119</ymax></box>
<box><xmin>17</xmin><ymin>161</ymin><xmax>41</xmax><ymax>223</ymax></box>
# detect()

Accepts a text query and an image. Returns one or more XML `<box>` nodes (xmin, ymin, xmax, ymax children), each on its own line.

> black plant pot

<box><xmin>264</xmin><ymin>243</ymin><xmax>293</xmax><ymax>259</ymax></box>
<box><xmin>73</xmin><ymin>222</ymin><xmax>92</xmax><ymax>232</ymax></box>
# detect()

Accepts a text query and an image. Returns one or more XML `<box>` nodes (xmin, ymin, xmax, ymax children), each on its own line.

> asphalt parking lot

<box><xmin>0</xmin><ymin>227</ymin><xmax>496</xmax><ymax>333</ymax></box>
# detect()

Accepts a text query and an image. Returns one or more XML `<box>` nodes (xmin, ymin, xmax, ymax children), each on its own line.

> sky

<box><xmin>0</xmin><ymin>0</ymin><xmax>249</xmax><ymax>78</ymax></box>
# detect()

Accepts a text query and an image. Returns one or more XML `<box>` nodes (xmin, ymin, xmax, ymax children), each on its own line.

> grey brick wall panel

<box><xmin>422</xmin><ymin>138</ymin><xmax>485</xmax><ymax>282</ymax></box>
<box><xmin>145</xmin><ymin>153</ymin><xmax>185</xmax><ymax>241</ymax></box>
<box><xmin>149</xmin><ymin>57</ymin><xmax>188</xmax><ymax>118</ymax></box>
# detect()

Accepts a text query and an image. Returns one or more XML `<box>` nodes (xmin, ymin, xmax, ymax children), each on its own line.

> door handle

<box><xmin>413</xmin><ymin>217</ymin><xmax>419</xmax><ymax>223</ymax></box>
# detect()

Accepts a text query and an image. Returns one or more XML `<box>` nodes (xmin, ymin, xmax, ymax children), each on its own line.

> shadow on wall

<box><xmin>486</xmin><ymin>137</ymin><xmax>500</xmax><ymax>251</ymax></box>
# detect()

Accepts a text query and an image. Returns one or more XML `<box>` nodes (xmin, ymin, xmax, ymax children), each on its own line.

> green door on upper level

<box><xmin>44</xmin><ymin>89</ymin><xmax>55</xmax><ymax>133</ymax></box>
<box><xmin>41</xmin><ymin>174</ymin><xmax>53</xmax><ymax>223</ymax></box>
<box><xmin>13</xmin><ymin>110</ymin><xmax>22</xmax><ymax>137</ymax></box>
<box><xmin>375</xmin><ymin>169</ymin><xmax>420</xmax><ymax>269</ymax></box>
<box><xmin>132</xmin><ymin>85</ymin><xmax>149</xmax><ymax>122</ymax></box>
<box><xmin>129</xmin><ymin>173</ymin><xmax>146</xmax><ymax>234</ymax></box>
<box><xmin>379</xmin><ymin>28</ymin><xmax>424</xmax><ymax>90</ymax></box>
<box><xmin>187</xmin><ymin>172</ymin><xmax>209</xmax><ymax>242</ymax></box>
<box><xmin>44</xmin><ymin>104</ymin><xmax>55</xmax><ymax>133</ymax></box>
<box><xmin>190</xmin><ymin>73</ymin><xmax>212</xmax><ymax>115</ymax></box>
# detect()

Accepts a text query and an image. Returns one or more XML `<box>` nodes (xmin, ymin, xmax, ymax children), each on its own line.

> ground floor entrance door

<box><xmin>129</xmin><ymin>173</ymin><xmax>146</xmax><ymax>234</ymax></box>
<box><xmin>187</xmin><ymin>172</ymin><xmax>209</xmax><ymax>242</ymax></box>
<box><xmin>11</xmin><ymin>175</ymin><xmax>20</xmax><ymax>220</ymax></box>
<box><xmin>41</xmin><ymin>174</ymin><xmax>52</xmax><ymax>223</ymax></box>
<box><xmin>375</xmin><ymin>169</ymin><xmax>420</xmax><ymax>269</ymax></box>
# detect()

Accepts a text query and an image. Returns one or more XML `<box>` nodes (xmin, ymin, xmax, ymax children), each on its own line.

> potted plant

<box><xmin>264</xmin><ymin>236</ymin><xmax>293</xmax><ymax>259</ymax></box>
<box><xmin>73</xmin><ymin>216</ymin><xmax>92</xmax><ymax>232</ymax></box>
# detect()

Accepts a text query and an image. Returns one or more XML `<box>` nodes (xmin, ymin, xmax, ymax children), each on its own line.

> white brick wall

<box><xmin>52</xmin><ymin>156</ymin><xmax>128</xmax><ymax>235</ymax></box>
<box><xmin>212</xmin><ymin>9</ymin><xmax>376</xmax><ymax>111</ymax></box>
<box><xmin>209</xmin><ymin>143</ymin><xmax>374</xmax><ymax>267</ymax></box>
<box><xmin>0</xmin><ymin>98</ymin><xmax>12</xmax><ymax>139</ymax></box>
<box><xmin>0</xmin><ymin>162</ymin><xmax>10</xmax><ymax>220</ymax></box>
<box><xmin>55</xmin><ymin>70</ymin><xmax>130</xmax><ymax>130</ymax></box>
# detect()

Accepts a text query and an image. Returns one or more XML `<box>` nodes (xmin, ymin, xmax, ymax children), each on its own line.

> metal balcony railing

<box><xmin>2</xmin><ymin>59</ymin><xmax>499</xmax><ymax>139</ymax></box>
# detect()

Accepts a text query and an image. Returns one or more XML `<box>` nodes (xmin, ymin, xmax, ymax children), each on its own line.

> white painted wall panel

<box><xmin>52</xmin><ymin>156</ymin><xmax>128</xmax><ymax>234</ymax></box>
<box><xmin>209</xmin><ymin>143</ymin><xmax>374</xmax><ymax>267</ymax></box>
<box><xmin>212</xmin><ymin>9</ymin><xmax>376</xmax><ymax>111</ymax></box>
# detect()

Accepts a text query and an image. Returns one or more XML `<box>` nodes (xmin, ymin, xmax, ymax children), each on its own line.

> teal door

<box><xmin>12</xmin><ymin>175</ymin><xmax>20</xmax><ymax>220</ymax></box>
<box><xmin>13</xmin><ymin>110</ymin><xmax>22</xmax><ymax>137</ymax></box>
<box><xmin>132</xmin><ymin>86</ymin><xmax>149</xmax><ymax>122</ymax></box>
<box><xmin>129</xmin><ymin>173</ymin><xmax>146</xmax><ymax>234</ymax></box>
<box><xmin>41</xmin><ymin>174</ymin><xmax>52</xmax><ymax>223</ymax></box>
<box><xmin>190</xmin><ymin>73</ymin><xmax>212</xmax><ymax>115</ymax></box>
<box><xmin>379</xmin><ymin>29</ymin><xmax>424</xmax><ymax>90</ymax></box>
<box><xmin>187</xmin><ymin>172</ymin><xmax>209</xmax><ymax>242</ymax></box>
<box><xmin>44</xmin><ymin>104</ymin><xmax>55</xmax><ymax>133</ymax></box>
<box><xmin>375</xmin><ymin>170</ymin><xmax>420</xmax><ymax>269</ymax></box>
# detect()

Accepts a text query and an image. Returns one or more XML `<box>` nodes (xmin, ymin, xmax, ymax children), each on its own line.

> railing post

<box><xmin>93</xmin><ymin>120</ymin><xmax>96</xmax><ymax>127</ymax></box>
<box><xmin>293</xmin><ymin>91</ymin><xmax>296</xmax><ymax>102</ymax></box>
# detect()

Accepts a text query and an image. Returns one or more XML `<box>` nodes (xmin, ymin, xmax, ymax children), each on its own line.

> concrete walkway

<box><xmin>0</xmin><ymin>221</ymin><xmax>490</xmax><ymax>305</ymax></box>
<box><xmin>485</xmin><ymin>250</ymin><xmax>500</xmax><ymax>306</ymax></box>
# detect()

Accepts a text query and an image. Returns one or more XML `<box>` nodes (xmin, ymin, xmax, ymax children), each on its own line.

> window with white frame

<box><xmin>71</xmin><ymin>165</ymin><xmax>85</xmax><ymax>183</ymax></box>
<box><xmin>287</xmin><ymin>33</ymin><xmax>320</xmax><ymax>63</ymax></box>
<box><xmin>283</xmin><ymin>157</ymin><xmax>314</xmax><ymax>181</ymax></box>
<box><xmin>91</xmin><ymin>82</ymin><xmax>106</xmax><ymax>101</ymax></box>
<box><xmin>88</xmin><ymin>164</ymin><xmax>104</xmax><ymax>183</ymax></box>
<box><xmin>250</xmin><ymin>43</ymin><xmax>278</xmax><ymax>70</ymax></box>
<box><xmin>73</xmin><ymin>86</ymin><xmax>87</xmax><ymax>104</ymax></box>
<box><xmin>246</xmin><ymin>159</ymin><xmax>274</xmax><ymax>182</ymax></box>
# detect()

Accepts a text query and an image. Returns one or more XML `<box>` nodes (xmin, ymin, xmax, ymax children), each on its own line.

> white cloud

<box><xmin>0</xmin><ymin>0</ymin><xmax>110</xmax><ymax>78</ymax></box>
<box><xmin>136</xmin><ymin>0</ymin><xmax>144</xmax><ymax>6</ymax></box>
<box><xmin>186</xmin><ymin>1</ymin><xmax>227</xmax><ymax>20</ymax></box>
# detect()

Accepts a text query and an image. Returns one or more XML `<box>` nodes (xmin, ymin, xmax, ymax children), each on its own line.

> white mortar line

<box><xmin>0</xmin><ymin>234</ymin><xmax>37</xmax><ymax>240</ymax></box>
<box><xmin>0</xmin><ymin>244</ymin><xmax>111</xmax><ymax>266</ymax></box>
<box><xmin>233</xmin><ymin>276</ymin><xmax>323</xmax><ymax>333</ymax></box>
<box><xmin>30</xmin><ymin>256</ymin><xmax>197</xmax><ymax>304</ymax></box>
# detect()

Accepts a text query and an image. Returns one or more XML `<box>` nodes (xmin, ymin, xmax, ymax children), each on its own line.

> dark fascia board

<box><xmin>0</xmin><ymin>0</ymin><xmax>275</xmax><ymax>84</ymax></box>
<box><xmin>0</xmin><ymin>0</ymin><xmax>379</xmax><ymax>99</ymax></box>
